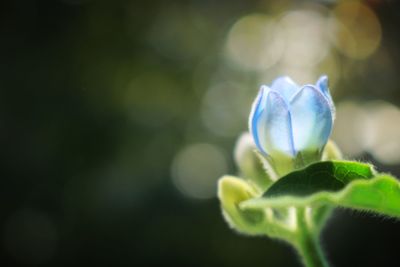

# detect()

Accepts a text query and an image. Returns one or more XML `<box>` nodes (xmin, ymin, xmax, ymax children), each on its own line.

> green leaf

<box><xmin>241</xmin><ymin>161</ymin><xmax>400</xmax><ymax>218</ymax></box>
<box><xmin>265</xmin><ymin>161</ymin><xmax>374</xmax><ymax>198</ymax></box>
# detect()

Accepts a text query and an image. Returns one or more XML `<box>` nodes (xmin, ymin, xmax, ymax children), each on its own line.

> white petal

<box><xmin>262</xmin><ymin>91</ymin><xmax>295</xmax><ymax>157</ymax></box>
<box><xmin>271</xmin><ymin>76</ymin><xmax>300</xmax><ymax>102</ymax></box>
<box><xmin>290</xmin><ymin>85</ymin><xmax>333</xmax><ymax>152</ymax></box>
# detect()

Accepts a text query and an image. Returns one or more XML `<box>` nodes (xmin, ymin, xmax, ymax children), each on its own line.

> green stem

<box><xmin>295</xmin><ymin>208</ymin><xmax>329</xmax><ymax>267</ymax></box>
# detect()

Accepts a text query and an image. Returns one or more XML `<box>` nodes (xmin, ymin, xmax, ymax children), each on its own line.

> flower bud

<box><xmin>249</xmin><ymin>76</ymin><xmax>335</xmax><ymax>176</ymax></box>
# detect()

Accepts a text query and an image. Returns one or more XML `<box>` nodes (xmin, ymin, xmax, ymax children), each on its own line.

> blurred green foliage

<box><xmin>1</xmin><ymin>0</ymin><xmax>400</xmax><ymax>266</ymax></box>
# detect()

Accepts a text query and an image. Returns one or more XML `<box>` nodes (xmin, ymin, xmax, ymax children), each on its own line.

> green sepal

<box><xmin>234</xmin><ymin>133</ymin><xmax>275</xmax><ymax>192</ymax></box>
<box><xmin>322</xmin><ymin>140</ymin><xmax>343</xmax><ymax>161</ymax></box>
<box><xmin>218</xmin><ymin>176</ymin><xmax>300</xmax><ymax>241</ymax></box>
<box><xmin>218</xmin><ymin>176</ymin><xmax>264</xmax><ymax>235</ymax></box>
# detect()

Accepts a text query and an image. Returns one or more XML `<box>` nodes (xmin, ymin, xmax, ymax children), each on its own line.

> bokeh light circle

<box><xmin>171</xmin><ymin>143</ymin><xmax>228</xmax><ymax>199</ymax></box>
<box><xmin>332</xmin><ymin>101</ymin><xmax>368</xmax><ymax>157</ymax></box>
<box><xmin>331</xmin><ymin>2</ymin><xmax>381</xmax><ymax>59</ymax></box>
<box><xmin>225</xmin><ymin>14</ymin><xmax>284</xmax><ymax>71</ymax></box>
<box><xmin>363</xmin><ymin>101</ymin><xmax>400</xmax><ymax>165</ymax></box>
<box><xmin>201</xmin><ymin>82</ymin><xmax>252</xmax><ymax>137</ymax></box>
<box><xmin>279</xmin><ymin>9</ymin><xmax>331</xmax><ymax>68</ymax></box>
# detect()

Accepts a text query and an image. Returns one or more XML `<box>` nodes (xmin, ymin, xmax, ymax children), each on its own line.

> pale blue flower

<box><xmin>249</xmin><ymin>76</ymin><xmax>334</xmax><ymax>169</ymax></box>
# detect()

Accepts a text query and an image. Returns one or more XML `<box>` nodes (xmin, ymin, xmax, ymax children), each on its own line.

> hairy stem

<box><xmin>295</xmin><ymin>207</ymin><xmax>329</xmax><ymax>267</ymax></box>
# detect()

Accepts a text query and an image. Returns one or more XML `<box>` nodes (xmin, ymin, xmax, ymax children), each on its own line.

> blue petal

<box><xmin>262</xmin><ymin>91</ymin><xmax>295</xmax><ymax>157</ymax></box>
<box><xmin>316</xmin><ymin>75</ymin><xmax>329</xmax><ymax>96</ymax></box>
<box><xmin>290</xmin><ymin>85</ymin><xmax>333</xmax><ymax>152</ymax></box>
<box><xmin>271</xmin><ymin>76</ymin><xmax>300</xmax><ymax>102</ymax></box>
<box><xmin>316</xmin><ymin>75</ymin><xmax>335</xmax><ymax>120</ymax></box>
<box><xmin>249</xmin><ymin>85</ymin><xmax>270</xmax><ymax>154</ymax></box>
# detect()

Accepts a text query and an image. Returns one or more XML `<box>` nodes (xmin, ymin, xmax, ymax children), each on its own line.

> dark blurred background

<box><xmin>1</xmin><ymin>0</ymin><xmax>400</xmax><ymax>266</ymax></box>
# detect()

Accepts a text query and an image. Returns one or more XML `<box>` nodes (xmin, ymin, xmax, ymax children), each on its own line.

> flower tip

<box><xmin>270</xmin><ymin>76</ymin><xmax>299</xmax><ymax>102</ymax></box>
<box><xmin>271</xmin><ymin>76</ymin><xmax>296</xmax><ymax>88</ymax></box>
<box><xmin>318</xmin><ymin>74</ymin><xmax>328</xmax><ymax>82</ymax></box>
<box><xmin>259</xmin><ymin>85</ymin><xmax>269</xmax><ymax>94</ymax></box>
<box><xmin>317</xmin><ymin>75</ymin><xmax>329</xmax><ymax>93</ymax></box>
